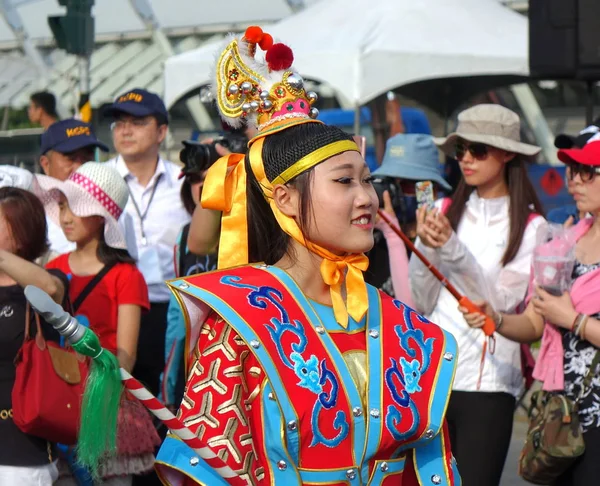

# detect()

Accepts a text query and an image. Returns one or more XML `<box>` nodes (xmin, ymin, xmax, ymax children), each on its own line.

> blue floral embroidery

<box><xmin>266</xmin><ymin>318</ymin><xmax>307</xmax><ymax>369</ymax></box>
<box><xmin>384</xmin><ymin>300</ymin><xmax>435</xmax><ymax>441</ymax></box>
<box><xmin>318</xmin><ymin>360</ymin><xmax>339</xmax><ymax>410</ymax></box>
<box><xmin>400</xmin><ymin>358</ymin><xmax>422</xmax><ymax>394</ymax></box>
<box><xmin>290</xmin><ymin>352</ymin><xmax>322</xmax><ymax>394</ymax></box>
<box><xmin>311</xmin><ymin>401</ymin><xmax>350</xmax><ymax>448</ymax></box>
<box><xmin>221</xmin><ymin>274</ymin><xmax>349</xmax><ymax>448</ymax></box>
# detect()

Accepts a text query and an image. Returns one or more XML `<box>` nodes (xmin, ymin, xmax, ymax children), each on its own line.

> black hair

<box><xmin>246</xmin><ymin>122</ymin><xmax>353</xmax><ymax>264</ymax></box>
<box><xmin>96</xmin><ymin>228</ymin><xmax>135</xmax><ymax>266</ymax></box>
<box><xmin>180</xmin><ymin>178</ymin><xmax>196</xmax><ymax>215</ymax></box>
<box><xmin>446</xmin><ymin>154</ymin><xmax>545</xmax><ymax>266</ymax></box>
<box><xmin>30</xmin><ymin>92</ymin><xmax>58</xmax><ymax>118</ymax></box>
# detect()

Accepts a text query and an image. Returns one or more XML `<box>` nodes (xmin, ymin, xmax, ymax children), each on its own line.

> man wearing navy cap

<box><xmin>104</xmin><ymin>89</ymin><xmax>189</xmax><ymax>409</ymax></box>
<box><xmin>40</xmin><ymin>119</ymin><xmax>110</xmax><ymax>255</ymax></box>
<box><xmin>40</xmin><ymin>118</ymin><xmax>109</xmax><ymax>181</ymax></box>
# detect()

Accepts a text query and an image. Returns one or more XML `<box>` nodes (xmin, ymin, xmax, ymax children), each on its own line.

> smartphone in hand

<box><xmin>415</xmin><ymin>181</ymin><xmax>435</xmax><ymax>210</ymax></box>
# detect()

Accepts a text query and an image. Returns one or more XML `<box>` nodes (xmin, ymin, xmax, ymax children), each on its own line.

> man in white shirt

<box><xmin>39</xmin><ymin>119</ymin><xmax>110</xmax><ymax>255</ymax></box>
<box><xmin>104</xmin><ymin>89</ymin><xmax>190</xmax><ymax>403</ymax></box>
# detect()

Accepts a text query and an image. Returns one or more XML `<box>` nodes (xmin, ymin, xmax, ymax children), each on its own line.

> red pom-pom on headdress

<box><xmin>266</xmin><ymin>43</ymin><xmax>294</xmax><ymax>71</ymax></box>
<box><xmin>244</xmin><ymin>26</ymin><xmax>263</xmax><ymax>44</ymax></box>
<box><xmin>259</xmin><ymin>33</ymin><xmax>274</xmax><ymax>51</ymax></box>
<box><xmin>244</xmin><ymin>26</ymin><xmax>274</xmax><ymax>52</ymax></box>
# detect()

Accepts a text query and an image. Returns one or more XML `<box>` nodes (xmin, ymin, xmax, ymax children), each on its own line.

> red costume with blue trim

<box><xmin>156</xmin><ymin>264</ymin><xmax>459</xmax><ymax>485</ymax></box>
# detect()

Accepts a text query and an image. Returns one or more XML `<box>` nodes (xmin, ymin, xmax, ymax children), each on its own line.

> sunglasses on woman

<box><xmin>455</xmin><ymin>141</ymin><xmax>489</xmax><ymax>161</ymax></box>
<box><xmin>566</xmin><ymin>162</ymin><xmax>600</xmax><ymax>183</ymax></box>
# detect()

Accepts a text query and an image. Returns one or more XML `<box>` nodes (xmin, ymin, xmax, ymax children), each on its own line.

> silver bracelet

<box><xmin>494</xmin><ymin>312</ymin><xmax>504</xmax><ymax>332</ymax></box>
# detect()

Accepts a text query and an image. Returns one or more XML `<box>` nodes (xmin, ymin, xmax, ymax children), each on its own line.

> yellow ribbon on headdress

<box><xmin>201</xmin><ymin>134</ymin><xmax>369</xmax><ymax>329</ymax></box>
<box><xmin>200</xmin><ymin>153</ymin><xmax>249</xmax><ymax>265</ymax></box>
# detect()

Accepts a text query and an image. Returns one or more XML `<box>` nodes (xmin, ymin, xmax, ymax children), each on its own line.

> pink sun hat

<box><xmin>35</xmin><ymin>162</ymin><xmax>129</xmax><ymax>249</ymax></box>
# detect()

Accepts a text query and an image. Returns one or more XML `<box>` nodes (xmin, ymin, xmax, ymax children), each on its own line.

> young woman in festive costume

<box><xmin>155</xmin><ymin>26</ymin><xmax>460</xmax><ymax>486</ymax></box>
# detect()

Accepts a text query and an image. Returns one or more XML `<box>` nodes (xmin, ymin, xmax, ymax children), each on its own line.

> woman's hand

<box><xmin>375</xmin><ymin>190</ymin><xmax>398</xmax><ymax>229</ymax></box>
<box><xmin>200</xmin><ymin>138</ymin><xmax>231</xmax><ymax>158</ymax></box>
<box><xmin>458</xmin><ymin>300</ymin><xmax>495</xmax><ymax>329</ymax></box>
<box><xmin>531</xmin><ymin>286</ymin><xmax>578</xmax><ymax>329</ymax></box>
<box><xmin>415</xmin><ymin>206</ymin><xmax>453</xmax><ymax>248</ymax></box>
<box><xmin>426</xmin><ymin>210</ymin><xmax>452</xmax><ymax>246</ymax></box>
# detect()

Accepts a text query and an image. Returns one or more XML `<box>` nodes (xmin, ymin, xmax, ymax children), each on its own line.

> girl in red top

<box><xmin>37</xmin><ymin>162</ymin><xmax>159</xmax><ymax>485</ymax></box>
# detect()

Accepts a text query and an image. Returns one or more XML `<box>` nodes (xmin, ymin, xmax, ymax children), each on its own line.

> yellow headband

<box><xmin>201</xmin><ymin>134</ymin><xmax>368</xmax><ymax>328</ymax></box>
<box><xmin>271</xmin><ymin>140</ymin><xmax>359</xmax><ymax>185</ymax></box>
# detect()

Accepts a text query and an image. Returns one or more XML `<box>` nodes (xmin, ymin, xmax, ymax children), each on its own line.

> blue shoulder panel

<box><xmin>156</xmin><ymin>436</ymin><xmax>226</xmax><ymax>486</ymax></box>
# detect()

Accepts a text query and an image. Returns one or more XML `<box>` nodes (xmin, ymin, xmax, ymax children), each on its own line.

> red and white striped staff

<box><xmin>22</xmin><ymin>285</ymin><xmax>246</xmax><ymax>485</ymax></box>
<box><xmin>119</xmin><ymin>369</ymin><xmax>246</xmax><ymax>486</ymax></box>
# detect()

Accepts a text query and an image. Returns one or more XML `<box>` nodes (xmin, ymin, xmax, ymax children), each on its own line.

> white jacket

<box><xmin>409</xmin><ymin>192</ymin><xmax>546</xmax><ymax>397</ymax></box>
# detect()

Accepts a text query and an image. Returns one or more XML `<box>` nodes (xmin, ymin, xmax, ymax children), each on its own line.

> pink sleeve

<box><xmin>375</xmin><ymin>217</ymin><xmax>414</xmax><ymax>307</ymax></box>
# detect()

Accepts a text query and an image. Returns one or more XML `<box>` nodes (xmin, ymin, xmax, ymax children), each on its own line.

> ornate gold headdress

<box><xmin>202</xmin><ymin>27</ymin><xmax>368</xmax><ymax>328</ymax></box>
<box><xmin>212</xmin><ymin>26</ymin><xmax>320</xmax><ymax>135</ymax></box>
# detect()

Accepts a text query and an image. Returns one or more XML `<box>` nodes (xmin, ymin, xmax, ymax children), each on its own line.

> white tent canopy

<box><xmin>164</xmin><ymin>0</ymin><xmax>529</xmax><ymax>109</ymax></box>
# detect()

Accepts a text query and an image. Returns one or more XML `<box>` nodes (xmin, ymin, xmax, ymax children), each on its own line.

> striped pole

<box><xmin>119</xmin><ymin>368</ymin><xmax>245</xmax><ymax>485</ymax></box>
<box><xmin>22</xmin><ymin>285</ymin><xmax>243</xmax><ymax>484</ymax></box>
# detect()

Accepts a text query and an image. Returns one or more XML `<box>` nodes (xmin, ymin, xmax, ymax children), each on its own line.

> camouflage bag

<box><xmin>518</xmin><ymin>352</ymin><xmax>599</xmax><ymax>484</ymax></box>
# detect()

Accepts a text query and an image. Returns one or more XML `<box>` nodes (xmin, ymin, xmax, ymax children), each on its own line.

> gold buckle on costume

<box><xmin>0</xmin><ymin>409</ymin><xmax>13</xmax><ymax>420</ymax></box>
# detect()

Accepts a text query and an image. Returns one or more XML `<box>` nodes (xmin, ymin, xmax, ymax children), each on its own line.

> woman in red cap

<box><xmin>462</xmin><ymin>139</ymin><xmax>600</xmax><ymax>485</ymax></box>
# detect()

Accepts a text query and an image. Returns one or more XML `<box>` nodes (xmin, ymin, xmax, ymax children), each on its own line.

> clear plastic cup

<box><xmin>532</xmin><ymin>223</ymin><xmax>577</xmax><ymax>295</ymax></box>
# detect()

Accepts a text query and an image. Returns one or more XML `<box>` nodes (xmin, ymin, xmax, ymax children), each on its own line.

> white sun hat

<box><xmin>0</xmin><ymin>165</ymin><xmax>34</xmax><ymax>191</ymax></box>
<box><xmin>35</xmin><ymin>162</ymin><xmax>129</xmax><ymax>249</ymax></box>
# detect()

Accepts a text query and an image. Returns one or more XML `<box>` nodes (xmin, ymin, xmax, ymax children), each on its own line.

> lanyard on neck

<box><xmin>128</xmin><ymin>173</ymin><xmax>163</xmax><ymax>246</ymax></box>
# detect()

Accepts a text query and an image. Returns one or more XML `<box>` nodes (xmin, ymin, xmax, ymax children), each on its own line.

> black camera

<box><xmin>179</xmin><ymin>132</ymin><xmax>248</xmax><ymax>174</ymax></box>
<box><xmin>371</xmin><ymin>177</ymin><xmax>402</xmax><ymax>210</ymax></box>
<box><xmin>371</xmin><ymin>177</ymin><xmax>419</xmax><ymax>225</ymax></box>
